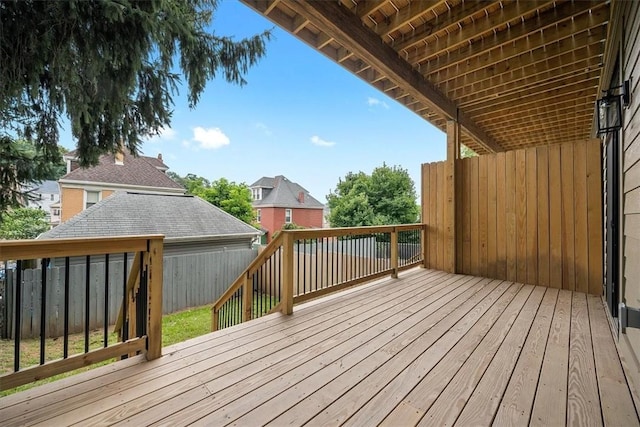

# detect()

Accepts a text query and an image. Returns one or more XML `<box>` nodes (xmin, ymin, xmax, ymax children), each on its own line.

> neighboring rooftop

<box><xmin>250</xmin><ymin>175</ymin><xmax>324</xmax><ymax>209</ymax></box>
<box><xmin>39</xmin><ymin>192</ymin><xmax>260</xmax><ymax>241</ymax></box>
<box><xmin>28</xmin><ymin>180</ymin><xmax>59</xmax><ymax>194</ymax></box>
<box><xmin>59</xmin><ymin>150</ymin><xmax>183</xmax><ymax>191</ymax></box>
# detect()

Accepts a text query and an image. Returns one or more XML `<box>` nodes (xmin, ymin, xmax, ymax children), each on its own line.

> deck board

<box><xmin>0</xmin><ymin>269</ymin><xmax>638</xmax><ymax>426</ymax></box>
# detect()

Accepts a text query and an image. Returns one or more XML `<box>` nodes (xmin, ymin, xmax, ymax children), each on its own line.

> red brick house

<box><xmin>250</xmin><ymin>175</ymin><xmax>324</xmax><ymax>242</ymax></box>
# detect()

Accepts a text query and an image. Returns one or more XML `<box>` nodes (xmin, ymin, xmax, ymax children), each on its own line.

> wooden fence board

<box><xmin>574</xmin><ymin>141</ymin><xmax>589</xmax><ymax>294</ymax></box>
<box><xmin>516</xmin><ymin>149</ymin><xmax>528</xmax><ymax>283</ymax></box>
<box><xmin>430</xmin><ymin>163</ymin><xmax>438</xmax><ymax>269</ymax></box>
<box><xmin>470</xmin><ymin>157</ymin><xmax>480</xmax><ymax>276</ymax></box>
<box><xmin>506</xmin><ymin>151</ymin><xmax>517</xmax><ymax>282</ymax></box>
<box><xmin>549</xmin><ymin>145</ymin><xmax>563</xmax><ymax>288</ymax></box>
<box><xmin>422</xmin><ymin>163</ymin><xmax>431</xmax><ymax>268</ymax></box>
<box><xmin>478</xmin><ymin>156</ymin><xmax>489</xmax><ymax>277</ymax></box>
<box><xmin>437</xmin><ymin>161</ymin><xmax>446</xmax><ymax>271</ymax></box>
<box><xmin>561</xmin><ymin>143</ymin><xmax>576</xmax><ymax>291</ymax></box>
<box><xmin>537</xmin><ymin>147</ymin><xmax>550</xmax><ymax>288</ymax></box>
<box><xmin>487</xmin><ymin>154</ymin><xmax>498</xmax><ymax>279</ymax></box>
<box><xmin>462</xmin><ymin>159</ymin><xmax>472</xmax><ymax>274</ymax></box>
<box><xmin>496</xmin><ymin>153</ymin><xmax>507</xmax><ymax>280</ymax></box>
<box><xmin>526</xmin><ymin>148</ymin><xmax>539</xmax><ymax>286</ymax></box>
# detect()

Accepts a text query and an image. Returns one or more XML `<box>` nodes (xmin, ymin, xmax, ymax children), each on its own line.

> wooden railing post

<box><xmin>211</xmin><ymin>308</ymin><xmax>219</xmax><ymax>331</ymax></box>
<box><xmin>146</xmin><ymin>237</ymin><xmax>164</xmax><ymax>360</ymax></box>
<box><xmin>391</xmin><ymin>228</ymin><xmax>399</xmax><ymax>278</ymax></box>
<box><xmin>281</xmin><ymin>231</ymin><xmax>294</xmax><ymax>315</ymax></box>
<box><xmin>242</xmin><ymin>273</ymin><xmax>253</xmax><ymax>322</ymax></box>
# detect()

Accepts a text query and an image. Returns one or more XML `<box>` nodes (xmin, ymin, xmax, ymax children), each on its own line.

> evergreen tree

<box><xmin>0</xmin><ymin>0</ymin><xmax>270</xmax><ymax>212</ymax></box>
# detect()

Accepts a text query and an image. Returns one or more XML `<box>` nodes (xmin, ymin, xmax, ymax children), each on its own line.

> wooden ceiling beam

<box><xmin>373</xmin><ymin>0</ymin><xmax>442</xmax><ymax>37</ymax></box>
<box><xmin>467</xmin><ymin>79</ymin><xmax>599</xmax><ymax>117</ymax></box>
<box><xmin>445</xmin><ymin>43</ymin><xmax>602</xmax><ymax>99</ymax></box>
<box><xmin>436</xmin><ymin>36</ymin><xmax>604</xmax><ymax>92</ymax></box>
<box><xmin>428</xmin><ymin>12</ymin><xmax>608</xmax><ymax>87</ymax></box>
<box><xmin>421</xmin><ymin>1</ymin><xmax>607</xmax><ymax>76</ymax></box>
<box><xmin>462</xmin><ymin>72</ymin><xmax>600</xmax><ymax>112</ymax></box>
<box><xmin>478</xmin><ymin>96</ymin><xmax>595</xmax><ymax>125</ymax></box>
<box><xmin>452</xmin><ymin>57</ymin><xmax>602</xmax><ymax>105</ymax></box>
<box><xmin>355</xmin><ymin>0</ymin><xmax>388</xmax><ymax>18</ymax></box>
<box><xmin>407</xmin><ymin>1</ymin><xmax>555</xmax><ymax>65</ymax></box>
<box><xmin>487</xmin><ymin>114</ymin><xmax>593</xmax><ymax>135</ymax></box>
<box><xmin>475</xmin><ymin>95</ymin><xmax>595</xmax><ymax>124</ymax></box>
<box><xmin>394</xmin><ymin>1</ymin><xmax>501</xmax><ymax>52</ymax></box>
<box><xmin>281</xmin><ymin>0</ymin><xmax>504</xmax><ymax>152</ymax></box>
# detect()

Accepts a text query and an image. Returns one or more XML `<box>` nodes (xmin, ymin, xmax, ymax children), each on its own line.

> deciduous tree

<box><xmin>327</xmin><ymin>164</ymin><xmax>419</xmax><ymax>227</ymax></box>
<box><xmin>0</xmin><ymin>208</ymin><xmax>50</xmax><ymax>240</ymax></box>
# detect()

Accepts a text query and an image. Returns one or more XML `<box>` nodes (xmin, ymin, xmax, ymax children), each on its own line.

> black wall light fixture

<box><xmin>597</xmin><ymin>79</ymin><xmax>631</xmax><ymax>135</ymax></box>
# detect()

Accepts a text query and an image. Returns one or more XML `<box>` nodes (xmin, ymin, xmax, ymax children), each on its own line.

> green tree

<box><xmin>327</xmin><ymin>164</ymin><xmax>419</xmax><ymax>227</ymax></box>
<box><xmin>0</xmin><ymin>208</ymin><xmax>50</xmax><ymax>240</ymax></box>
<box><xmin>175</xmin><ymin>174</ymin><xmax>255</xmax><ymax>225</ymax></box>
<box><xmin>1</xmin><ymin>0</ymin><xmax>270</xmax><ymax>212</ymax></box>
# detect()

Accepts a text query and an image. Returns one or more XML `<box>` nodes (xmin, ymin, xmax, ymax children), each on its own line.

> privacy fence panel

<box><xmin>4</xmin><ymin>248</ymin><xmax>256</xmax><ymax>339</ymax></box>
<box><xmin>422</xmin><ymin>140</ymin><xmax>603</xmax><ymax>294</ymax></box>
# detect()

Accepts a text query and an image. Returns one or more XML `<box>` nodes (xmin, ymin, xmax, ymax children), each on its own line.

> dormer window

<box><xmin>252</xmin><ymin>188</ymin><xmax>262</xmax><ymax>200</ymax></box>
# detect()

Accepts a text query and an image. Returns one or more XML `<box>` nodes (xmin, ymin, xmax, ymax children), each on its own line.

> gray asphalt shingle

<box><xmin>39</xmin><ymin>192</ymin><xmax>260</xmax><ymax>240</ymax></box>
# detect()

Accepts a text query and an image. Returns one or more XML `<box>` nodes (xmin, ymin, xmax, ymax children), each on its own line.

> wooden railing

<box><xmin>211</xmin><ymin>224</ymin><xmax>426</xmax><ymax>330</ymax></box>
<box><xmin>0</xmin><ymin>235</ymin><xmax>163</xmax><ymax>391</ymax></box>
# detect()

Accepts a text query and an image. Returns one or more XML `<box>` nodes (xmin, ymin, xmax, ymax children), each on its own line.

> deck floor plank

<box><xmin>530</xmin><ymin>289</ymin><xmax>573</xmax><ymax>426</ymax></box>
<box><xmin>0</xmin><ymin>269</ymin><xmax>637</xmax><ymax>427</ymax></box>
<box><xmin>587</xmin><ymin>294</ymin><xmax>639</xmax><ymax>426</ymax></box>
<box><xmin>417</xmin><ymin>284</ymin><xmax>535</xmax><ymax>426</ymax></box>
<box><xmin>567</xmin><ymin>293</ymin><xmax>602</xmax><ymax>426</ymax></box>
<box><xmin>492</xmin><ymin>288</ymin><xmax>558</xmax><ymax>426</ymax></box>
<box><xmin>454</xmin><ymin>286</ymin><xmax>546</xmax><ymax>425</ymax></box>
<box><xmin>351</xmin><ymin>282</ymin><xmax>529</xmax><ymax>426</ymax></box>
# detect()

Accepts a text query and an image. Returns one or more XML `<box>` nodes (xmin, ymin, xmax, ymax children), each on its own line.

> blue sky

<box><xmin>70</xmin><ymin>1</ymin><xmax>447</xmax><ymax>203</ymax></box>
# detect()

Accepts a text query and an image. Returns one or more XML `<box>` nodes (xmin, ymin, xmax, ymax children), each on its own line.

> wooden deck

<box><xmin>1</xmin><ymin>269</ymin><xmax>638</xmax><ymax>426</ymax></box>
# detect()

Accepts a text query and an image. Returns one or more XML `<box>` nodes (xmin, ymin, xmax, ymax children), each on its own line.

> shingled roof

<box><xmin>59</xmin><ymin>151</ymin><xmax>183</xmax><ymax>191</ymax></box>
<box><xmin>39</xmin><ymin>192</ymin><xmax>260</xmax><ymax>241</ymax></box>
<box><xmin>250</xmin><ymin>175</ymin><xmax>324</xmax><ymax>209</ymax></box>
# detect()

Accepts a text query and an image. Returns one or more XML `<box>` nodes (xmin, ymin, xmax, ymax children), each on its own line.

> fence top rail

<box><xmin>0</xmin><ymin>235</ymin><xmax>165</xmax><ymax>260</ymax></box>
<box><xmin>285</xmin><ymin>224</ymin><xmax>425</xmax><ymax>240</ymax></box>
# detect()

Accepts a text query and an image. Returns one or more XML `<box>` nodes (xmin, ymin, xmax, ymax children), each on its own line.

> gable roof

<box><xmin>251</xmin><ymin>175</ymin><xmax>324</xmax><ymax>209</ymax></box>
<box><xmin>59</xmin><ymin>151</ymin><xmax>183</xmax><ymax>191</ymax></box>
<box><xmin>39</xmin><ymin>192</ymin><xmax>260</xmax><ymax>241</ymax></box>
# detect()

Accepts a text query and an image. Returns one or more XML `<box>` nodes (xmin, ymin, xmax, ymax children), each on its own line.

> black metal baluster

<box><xmin>122</xmin><ymin>252</ymin><xmax>128</xmax><ymax>343</ymax></box>
<box><xmin>40</xmin><ymin>258</ymin><xmax>47</xmax><ymax>365</ymax></box>
<box><xmin>63</xmin><ymin>257</ymin><xmax>70</xmax><ymax>358</ymax></box>
<box><xmin>14</xmin><ymin>260</ymin><xmax>22</xmax><ymax>372</ymax></box>
<box><xmin>104</xmin><ymin>254</ymin><xmax>109</xmax><ymax>347</ymax></box>
<box><xmin>303</xmin><ymin>239</ymin><xmax>306</xmax><ymax>294</ymax></box>
<box><xmin>85</xmin><ymin>255</ymin><xmax>90</xmax><ymax>353</ymax></box>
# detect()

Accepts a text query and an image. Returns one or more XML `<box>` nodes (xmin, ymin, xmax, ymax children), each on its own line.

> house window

<box><xmin>85</xmin><ymin>191</ymin><xmax>100</xmax><ymax>209</ymax></box>
<box><xmin>252</xmin><ymin>188</ymin><xmax>262</xmax><ymax>200</ymax></box>
<box><xmin>256</xmin><ymin>209</ymin><xmax>261</xmax><ymax>223</ymax></box>
<box><xmin>50</xmin><ymin>194</ymin><xmax>55</xmax><ymax>201</ymax></box>
<box><xmin>285</xmin><ymin>209</ymin><xmax>292</xmax><ymax>224</ymax></box>
<box><xmin>52</xmin><ymin>209</ymin><xmax>60</xmax><ymax>216</ymax></box>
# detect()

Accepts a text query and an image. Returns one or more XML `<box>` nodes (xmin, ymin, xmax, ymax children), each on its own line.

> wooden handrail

<box><xmin>0</xmin><ymin>235</ymin><xmax>164</xmax><ymax>260</ymax></box>
<box><xmin>212</xmin><ymin>224</ymin><xmax>427</xmax><ymax>331</ymax></box>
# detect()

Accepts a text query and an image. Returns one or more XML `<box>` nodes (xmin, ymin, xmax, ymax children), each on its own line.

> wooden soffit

<box><xmin>241</xmin><ymin>0</ymin><xmax>610</xmax><ymax>154</ymax></box>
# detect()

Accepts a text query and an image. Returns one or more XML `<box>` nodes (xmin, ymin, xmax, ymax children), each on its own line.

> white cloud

<box><xmin>256</xmin><ymin>122</ymin><xmax>273</xmax><ymax>136</ymax></box>
<box><xmin>181</xmin><ymin>140</ymin><xmax>191</xmax><ymax>148</ymax></box>
<box><xmin>146</xmin><ymin>126</ymin><xmax>177</xmax><ymax>143</ymax></box>
<box><xmin>192</xmin><ymin>126</ymin><xmax>230</xmax><ymax>150</ymax></box>
<box><xmin>311</xmin><ymin>135</ymin><xmax>336</xmax><ymax>147</ymax></box>
<box><xmin>367</xmin><ymin>97</ymin><xmax>389</xmax><ymax>109</ymax></box>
